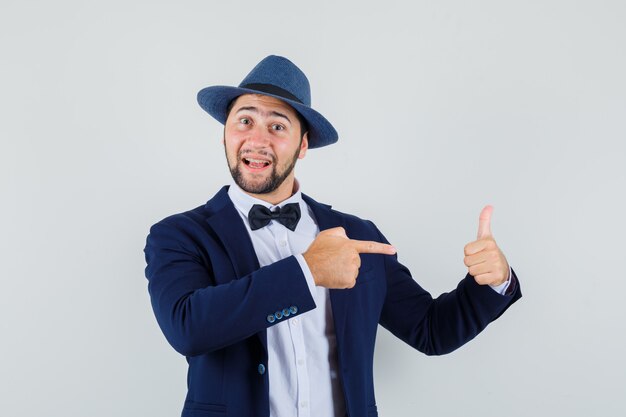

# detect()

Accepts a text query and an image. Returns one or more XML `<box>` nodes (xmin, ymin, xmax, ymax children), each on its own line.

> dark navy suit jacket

<box><xmin>143</xmin><ymin>185</ymin><xmax>521</xmax><ymax>417</ymax></box>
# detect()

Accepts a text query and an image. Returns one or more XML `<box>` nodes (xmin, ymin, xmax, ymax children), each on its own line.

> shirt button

<box><xmin>300</xmin><ymin>401</ymin><xmax>308</xmax><ymax>408</ymax></box>
<box><xmin>297</xmin><ymin>359</ymin><xmax>304</xmax><ymax>366</ymax></box>
<box><xmin>291</xmin><ymin>318</ymin><xmax>298</xmax><ymax>325</ymax></box>
<box><xmin>258</xmin><ymin>364</ymin><xmax>266</xmax><ymax>375</ymax></box>
<box><xmin>279</xmin><ymin>240</ymin><xmax>287</xmax><ymax>247</ymax></box>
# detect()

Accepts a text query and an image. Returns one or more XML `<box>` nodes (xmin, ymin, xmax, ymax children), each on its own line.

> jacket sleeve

<box><xmin>143</xmin><ymin>218</ymin><xmax>317</xmax><ymax>357</ymax></box>
<box><xmin>369</xmin><ymin>221</ymin><xmax>521</xmax><ymax>356</ymax></box>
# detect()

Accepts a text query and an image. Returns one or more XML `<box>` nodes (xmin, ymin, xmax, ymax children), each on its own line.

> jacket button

<box><xmin>258</xmin><ymin>364</ymin><xmax>266</xmax><ymax>375</ymax></box>
<box><xmin>267</xmin><ymin>314</ymin><xmax>276</xmax><ymax>323</ymax></box>
<box><xmin>289</xmin><ymin>305</ymin><xmax>298</xmax><ymax>315</ymax></box>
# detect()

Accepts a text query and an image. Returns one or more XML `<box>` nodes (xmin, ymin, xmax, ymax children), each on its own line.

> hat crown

<box><xmin>238</xmin><ymin>55</ymin><xmax>311</xmax><ymax>106</ymax></box>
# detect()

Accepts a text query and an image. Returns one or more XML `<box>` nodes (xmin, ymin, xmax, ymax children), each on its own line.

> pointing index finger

<box><xmin>350</xmin><ymin>239</ymin><xmax>397</xmax><ymax>255</ymax></box>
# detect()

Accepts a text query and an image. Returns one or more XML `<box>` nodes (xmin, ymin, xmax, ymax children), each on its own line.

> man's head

<box><xmin>197</xmin><ymin>55</ymin><xmax>338</xmax><ymax>202</ymax></box>
<box><xmin>222</xmin><ymin>93</ymin><xmax>309</xmax><ymax>199</ymax></box>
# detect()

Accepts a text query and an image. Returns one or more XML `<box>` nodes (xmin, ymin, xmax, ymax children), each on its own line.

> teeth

<box><xmin>245</xmin><ymin>158</ymin><xmax>270</xmax><ymax>166</ymax></box>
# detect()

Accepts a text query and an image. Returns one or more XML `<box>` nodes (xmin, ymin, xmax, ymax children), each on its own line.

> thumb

<box><xmin>477</xmin><ymin>205</ymin><xmax>493</xmax><ymax>239</ymax></box>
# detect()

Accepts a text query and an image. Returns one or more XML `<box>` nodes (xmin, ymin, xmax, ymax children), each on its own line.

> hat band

<box><xmin>240</xmin><ymin>83</ymin><xmax>304</xmax><ymax>105</ymax></box>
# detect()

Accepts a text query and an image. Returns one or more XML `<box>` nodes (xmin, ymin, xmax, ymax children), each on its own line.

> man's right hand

<box><xmin>302</xmin><ymin>227</ymin><xmax>396</xmax><ymax>289</ymax></box>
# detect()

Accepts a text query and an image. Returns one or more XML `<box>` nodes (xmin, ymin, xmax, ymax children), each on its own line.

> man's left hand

<box><xmin>463</xmin><ymin>205</ymin><xmax>510</xmax><ymax>286</ymax></box>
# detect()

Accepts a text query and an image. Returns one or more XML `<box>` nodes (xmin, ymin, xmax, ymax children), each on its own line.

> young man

<box><xmin>143</xmin><ymin>55</ymin><xmax>521</xmax><ymax>417</ymax></box>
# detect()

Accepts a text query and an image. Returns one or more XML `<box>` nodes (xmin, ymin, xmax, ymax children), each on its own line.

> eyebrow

<box><xmin>235</xmin><ymin>106</ymin><xmax>292</xmax><ymax>124</ymax></box>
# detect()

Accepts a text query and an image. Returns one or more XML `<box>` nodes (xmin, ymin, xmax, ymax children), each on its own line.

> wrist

<box><xmin>302</xmin><ymin>251</ymin><xmax>320</xmax><ymax>286</ymax></box>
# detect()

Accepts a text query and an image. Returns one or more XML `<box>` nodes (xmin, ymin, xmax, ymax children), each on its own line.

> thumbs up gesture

<box><xmin>463</xmin><ymin>205</ymin><xmax>510</xmax><ymax>286</ymax></box>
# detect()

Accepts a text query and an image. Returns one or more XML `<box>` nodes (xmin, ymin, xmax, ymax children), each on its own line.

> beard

<box><xmin>225</xmin><ymin>141</ymin><xmax>301</xmax><ymax>195</ymax></box>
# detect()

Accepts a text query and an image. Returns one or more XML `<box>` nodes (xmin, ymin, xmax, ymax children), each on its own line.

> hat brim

<box><xmin>197</xmin><ymin>86</ymin><xmax>338</xmax><ymax>149</ymax></box>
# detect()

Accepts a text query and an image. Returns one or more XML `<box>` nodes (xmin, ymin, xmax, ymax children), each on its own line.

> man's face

<box><xmin>223</xmin><ymin>94</ymin><xmax>308</xmax><ymax>196</ymax></box>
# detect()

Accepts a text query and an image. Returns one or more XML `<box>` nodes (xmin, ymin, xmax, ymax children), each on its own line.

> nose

<box><xmin>245</xmin><ymin>124</ymin><xmax>271</xmax><ymax>149</ymax></box>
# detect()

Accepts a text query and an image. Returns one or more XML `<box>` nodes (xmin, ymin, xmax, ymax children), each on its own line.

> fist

<box><xmin>463</xmin><ymin>205</ymin><xmax>510</xmax><ymax>286</ymax></box>
<box><xmin>303</xmin><ymin>227</ymin><xmax>396</xmax><ymax>289</ymax></box>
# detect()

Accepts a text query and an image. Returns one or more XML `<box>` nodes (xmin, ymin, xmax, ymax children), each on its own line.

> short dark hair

<box><xmin>225</xmin><ymin>96</ymin><xmax>309</xmax><ymax>140</ymax></box>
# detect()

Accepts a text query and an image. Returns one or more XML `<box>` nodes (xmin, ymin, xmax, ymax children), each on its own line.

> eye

<box><xmin>271</xmin><ymin>123</ymin><xmax>285</xmax><ymax>131</ymax></box>
<box><xmin>239</xmin><ymin>117</ymin><xmax>251</xmax><ymax>125</ymax></box>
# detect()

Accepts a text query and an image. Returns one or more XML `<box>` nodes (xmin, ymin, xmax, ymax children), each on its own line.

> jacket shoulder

<box><xmin>148</xmin><ymin>185</ymin><xmax>232</xmax><ymax>230</ymax></box>
<box><xmin>148</xmin><ymin>203</ymin><xmax>210</xmax><ymax>233</ymax></box>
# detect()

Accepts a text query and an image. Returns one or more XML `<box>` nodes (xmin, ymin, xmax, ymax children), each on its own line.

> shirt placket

<box><xmin>267</xmin><ymin>220</ymin><xmax>311</xmax><ymax>417</ymax></box>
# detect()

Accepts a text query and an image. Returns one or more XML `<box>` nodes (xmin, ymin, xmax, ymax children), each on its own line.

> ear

<box><xmin>298</xmin><ymin>132</ymin><xmax>309</xmax><ymax>159</ymax></box>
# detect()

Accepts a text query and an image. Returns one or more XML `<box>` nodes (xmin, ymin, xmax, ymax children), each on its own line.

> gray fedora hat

<box><xmin>197</xmin><ymin>55</ymin><xmax>338</xmax><ymax>149</ymax></box>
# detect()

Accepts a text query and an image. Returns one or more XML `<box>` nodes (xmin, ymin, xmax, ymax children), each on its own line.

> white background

<box><xmin>2</xmin><ymin>1</ymin><xmax>625</xmax><ymax>416</ymax></box>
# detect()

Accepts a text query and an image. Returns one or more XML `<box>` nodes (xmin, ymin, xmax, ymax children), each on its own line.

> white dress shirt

<box><xmin>228</xmin><ymin>179</ymin><xmax>346</xmax><ymax>417</ymax></box>
<box><xmin>227</xmin><ymin>179</ymin><xmax>511</xmax><ymax>417</ymax></box>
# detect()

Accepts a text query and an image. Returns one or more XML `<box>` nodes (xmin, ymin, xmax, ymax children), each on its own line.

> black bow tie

<box><xmin>248</xmin><ymin>203</ymin><xmax>301</xmax><ymax>231</ymax></box>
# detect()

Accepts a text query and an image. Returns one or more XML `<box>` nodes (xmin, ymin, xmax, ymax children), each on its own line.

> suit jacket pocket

<box><xmin>183</xmin><ymin>399</ymin><xmax>227</xmax><ymax>415</ymax></box>
<box><xmin>356</xmin><ymin>253</ymin><xmax>382</xmax><ymax>285</ymax></box>
<box><xmin>355</xmin><ymin>266</ymin><xmax>376</xmax><ymax>285</ymax></box>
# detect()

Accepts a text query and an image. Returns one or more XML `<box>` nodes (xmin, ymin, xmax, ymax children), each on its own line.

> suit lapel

<box><xmin>204</xmin><ymin>186</ymin><xmax>268</xmax><ymax>352</ymax></box>
<box><xmin>204</xmin><ymin>186</ymin><xmax>260</xmax><ymax>279</ymax></box>
<box><xmin>301</xmin><ymin>193</ymin><xmax>350</xmax><ymax>345</ymax></box>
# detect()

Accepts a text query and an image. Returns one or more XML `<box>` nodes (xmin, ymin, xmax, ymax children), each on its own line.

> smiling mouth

<box><xmin>242</xmin><ymin>157</ymin><xmax>272</xmax><ymax>169</ymax></box>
